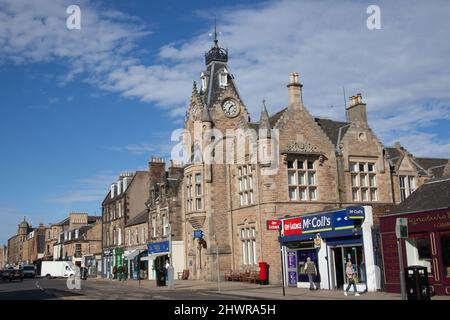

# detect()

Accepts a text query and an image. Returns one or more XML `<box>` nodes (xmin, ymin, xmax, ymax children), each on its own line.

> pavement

<box><xmin>1</xmin><ymin>277</ymin><xmax>449</xmax><ymax>300</ymax></box>
<box><xmin>92</xmin><ymin>278</ymin><xmax>450</xmax><ymax>300</ymax></box>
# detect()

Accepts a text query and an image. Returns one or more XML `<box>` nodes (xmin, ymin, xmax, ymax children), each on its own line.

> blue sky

<box><xmin>0</xmin><ymin>0</ymin><xmax>449</xmax><ymax>244</ymax></box>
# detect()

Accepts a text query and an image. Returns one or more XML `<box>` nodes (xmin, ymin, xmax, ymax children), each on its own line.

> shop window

<box><xmin>238</xmin><ymin>165</ymin><xmax>254</xmax><ymax>206</ymax></box>
<box><xmin>399</xmin><ymin>175</ymin><xmax>416</xmax><ymax>201</ymax></box>
<box><xmin>350</xmin><ymin>161</ymin><xmax>377</xmax><ymax>202</ymax></box>
<box><xmin>288</xmin><ymin>158</ymin><xmax>317</xmax><ymax>201</ymax></box>
<box><xmin>405</xmin><ymin>236</ymin><xmax>433</xmax><ymax>274</ymax></box>
<box><xmin>441</xmin><ymin>235</ymin><xmax>450</xmax><ymax>278</ymax></box>
<box><xmin>241</xmin><ymin>227</ymin><xmax>257</xmax><ymax>266</ymax></box>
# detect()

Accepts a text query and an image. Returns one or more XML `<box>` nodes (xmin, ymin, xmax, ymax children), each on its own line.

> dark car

<box><xmin>2</xmin><ymin>269</ymin><xmax>24</xmax><ymax>282</ymax></box>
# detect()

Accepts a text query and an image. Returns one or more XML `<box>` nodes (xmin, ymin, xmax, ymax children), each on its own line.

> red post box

<box><xmin>259</xmin><ymin>262</ymin><xmax>269</xmax><ymax>285</ymax></box>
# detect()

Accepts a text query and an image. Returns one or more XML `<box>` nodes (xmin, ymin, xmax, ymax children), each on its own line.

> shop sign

<box><xmin>346</xmin><ymin>206</ymin><xmax>365</xmax><ymax>219</ymax></box>
<box><xmin>287</xmin><ymin>251</ymin><xmax>297</xmax><ymax>268</ymax></box>
<box><xmin>266</xmin><ymin>219</ymin><xmax>281</xmax><ymax>231</ymax></box>
<box><xmin>288</xmin><ymin>271</ymin><xmax>297</xmax><ymax>285</ymax></box>
<box><xmin>194</xmin><ymin>230</ymin><xmax>203</xmax><ymax>239</ymax></box>
<box><xmin>147</xmin><ymin>241</ymin><xmax>170</xmax><ymax>254</ymax></box>
<box><xmin>281</xmin><ymin>210</ymin><xmax>356</xmax><ymax>237</ymax></box>
<box><xmin>103</xmin><ymin>249</ymin><xmax>113</xmax><ymax>256</ymax></box>
<box><xmin>396</xmin><ymin>218</ymin><xmax>408</xmax><ymax>239</ymax></box>
<box><xmin>314</xmin><ymin>235</ymin><xmax>322</xmax><ymax>248</ymax></box>
<box><xmin>282</xmin><ymin>217</ymin><xmax>302</xmax><ymax>236</ymax></box>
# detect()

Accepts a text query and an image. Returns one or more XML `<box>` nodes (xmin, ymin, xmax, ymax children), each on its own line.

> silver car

<box><xmin>21</xmin><ymin>265</ymin><xmax>36</xmax><ymax>278</ymax></box>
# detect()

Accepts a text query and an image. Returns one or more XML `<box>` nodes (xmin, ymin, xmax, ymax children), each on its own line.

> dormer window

<box><xmin>219</xmin><ymin>68</ymin><xmax>228</xmax><ymax>87</ymax></box>
<box><xmin>200</xmin><ymin>71</ymin><xmax>208</xmax><ymax>93</ymax></box>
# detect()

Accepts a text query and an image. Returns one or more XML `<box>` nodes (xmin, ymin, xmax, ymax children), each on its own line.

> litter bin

<box><xmin>156</xmin><ymin>268</ymin><xmax>166</xmax><ymax>287</ymax></box>
<box><xmin>259</xmin><ymin>262</ymin><xmax>270</xmax><ymax>285</ymax></box>
<box><xmin>405</xmin><ymin>266</ymin><xmax>430</xmax><ymax>300</ymax></box>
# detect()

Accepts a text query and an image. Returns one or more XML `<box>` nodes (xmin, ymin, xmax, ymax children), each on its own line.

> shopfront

<box><xmin>102</xmin><ymin>249</ymin><xmax>113</xmax><ymax>278</ymax></box>
<box><xmin>380</xmin><ymin>208</ymin><xmax>450</xmax><ymax>296</ymax></box>
<box><xmin>280</xmin><ymin>206</ymin><xmax>381</xmax><ymax>292</ymax></box>
<box><xmin>124</xmin><ymin>249</ymin><xmax>148</xmax><ymax>280</ymax></box>
<box><xmin>146</xmin><ymin>241</ymin><xmax>170</xmax><ymax>280</ymax></box>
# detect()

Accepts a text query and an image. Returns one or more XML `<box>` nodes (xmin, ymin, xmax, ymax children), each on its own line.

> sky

<box><xmin>0</xmin><ymin>0</ymin><xmax>449</xmax><ymax>244</ymax></box>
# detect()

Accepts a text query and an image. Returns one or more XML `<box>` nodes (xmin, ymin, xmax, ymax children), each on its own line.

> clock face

<box><xmin>222</xmin><ymin>100</ymin><xmax>239</xmax><ymax>118</ymax></box>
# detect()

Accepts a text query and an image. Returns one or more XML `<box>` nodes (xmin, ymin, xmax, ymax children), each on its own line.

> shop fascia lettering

<box><xmin>303</xmin><ymin>215</ymin><xmax>331</xmax><ymax>229</ymax></box>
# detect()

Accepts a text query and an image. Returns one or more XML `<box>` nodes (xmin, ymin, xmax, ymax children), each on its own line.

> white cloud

<box><xmin>48</xmin><ymin>171</ymin><xmax>117</xmax><ymax>204</ymax></box>
<box><xmin>1</xmin><ymin>0</ymin><xmax>449</xmax><ymax>157</ymax></box>
<box><xmin>388</xmin><ymin>132</ymin><xmax>450</xmax><ymax>158</ymax></box>
<box><xmin>108</xmin><ymin>141</ymin><xmax>175</xmax><ymax>156</ymax></box>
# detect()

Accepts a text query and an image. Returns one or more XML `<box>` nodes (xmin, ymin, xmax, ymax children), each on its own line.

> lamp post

<box><xmin>214</xmin><ymin>234</ymin><xmax>220</xmax><ymax>293</ymax></box>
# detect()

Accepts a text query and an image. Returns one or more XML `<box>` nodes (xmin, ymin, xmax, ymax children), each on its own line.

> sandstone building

<box><xmin>179</xmin><ymin>36</ymin><xmax>449</xmax><ymax>284</ymax></box>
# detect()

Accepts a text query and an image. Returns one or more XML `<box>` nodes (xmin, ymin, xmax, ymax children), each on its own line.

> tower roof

<box><xmin>19</xmin><ymin>217</ymin><xmax>29</xmax><ymax>228</ymax></box>
<box><xmin>205</xmin><ymin>19</ymin><xmax>228</xmax><ymax>65</ymax></box>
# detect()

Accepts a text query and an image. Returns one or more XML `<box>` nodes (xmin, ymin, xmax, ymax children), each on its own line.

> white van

<box><xmin>40</xmin><ymin>261</ymin><xmax>76</xmax><ymax>279</ymax></box>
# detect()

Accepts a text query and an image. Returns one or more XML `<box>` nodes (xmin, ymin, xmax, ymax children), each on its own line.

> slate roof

<box><xmin>414</xmin><ymin>157</ymin><xmax>449</xmax><ymax>177</ymax></box>
<box><xmin>385</xmin><ymin>147</ymin><xmax>402</xmax><ymax>161</ymax></box>
<box><xmin>248</xmin><ymin>107</ymin><xmax>351</xmax><ymax>147</ymax></box>
<box><xmin>125</xmin><ymin>210</ymin><xmax>148</xmax><ymax>227</ymax></box>
<box><xmin>391</xmin><ymin>177</ymin><xmax>450</xmax><ymax>214</ymax></box>
<box><xmin>314</xmin><ymin>118</ymin><xmax>351</xmax><ymax>146</ymax></box>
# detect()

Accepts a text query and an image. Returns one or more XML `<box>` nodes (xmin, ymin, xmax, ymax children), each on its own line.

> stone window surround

<box><xmin>349</xmin><ymin>157</ymin><xmax>378</xmax><ymax>202</ymax></box>
<box><xmin>287</xmin><ymin>156</ymin><xmax>318</xmax><ymax>202</ymax></box>
<box><xmin>239</xmin><ymin>223</ymin><xmax>258</xmax><ymax>267</ymax></box>
<box><xmin>237</xmin><ymin>164</ymin><xmax>254</xmax><ymax>207</ymax></box>
<box><xmin>185</xmin><ymin>172</ymin><xmax>203</xmax><ymax>213</ymax></box>
<box><xmin>399</xmin><ymin>175</ymin><xmax>416</xmax><ymax>201</ymax></box>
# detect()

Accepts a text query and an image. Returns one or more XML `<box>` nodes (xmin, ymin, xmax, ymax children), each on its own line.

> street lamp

<box><xmin>214</xmin><ymin>234</ymin><xmax>220</xmax><ymax>292</ymax></box>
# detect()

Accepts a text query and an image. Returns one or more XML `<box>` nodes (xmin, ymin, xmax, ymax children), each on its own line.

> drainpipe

<box><xmin>335</xmin><ymin>124</ymin><xmax>351</xmax><ymax>207</ymax></box>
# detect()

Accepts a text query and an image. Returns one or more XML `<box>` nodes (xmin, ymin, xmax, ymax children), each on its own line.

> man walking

<box><xmin>304</xmin><ymin>257</ymin><xmax>318</xmax><ymax>290</ymax></box>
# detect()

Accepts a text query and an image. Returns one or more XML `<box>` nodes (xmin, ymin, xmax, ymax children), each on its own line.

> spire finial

<box><xmin>214</xmin><ymin>16</ymin><xmax>218</xmax><ymax>44</ymax></box>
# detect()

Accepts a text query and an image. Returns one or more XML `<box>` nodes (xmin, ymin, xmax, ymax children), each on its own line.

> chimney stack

<box><xmin>346</xmin><ymin>93</ymin><xmax>368</xmax><ymax>127</ymax></box>
<box><xmin>149</xmin><ymin>157</ymin><xmax>166</xmax><ymax>183</ymax></box>
<box><xmin>287</xmin><ymin>72</ymin><xmax>303</xmax><ymax>109</ymax></box>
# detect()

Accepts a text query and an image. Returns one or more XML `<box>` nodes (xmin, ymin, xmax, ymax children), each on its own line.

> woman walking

<box><xmin>344</xmin><ymin>261</ymin><xmax>360</xmax><ymax>296</ymax></box>
<box><xmin>304</xmin><ymin>257</ymin><xmax>318</xmax><ymax>290</ymax></box>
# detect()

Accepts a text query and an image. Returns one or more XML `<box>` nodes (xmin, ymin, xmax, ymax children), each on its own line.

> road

<box><xmin>0</xmin><ymin>278</ymin><xmax>249</xmax><ymax>300</ymax></box>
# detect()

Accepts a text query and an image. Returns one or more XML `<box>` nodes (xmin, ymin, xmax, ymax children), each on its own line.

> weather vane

<box><xmin>208</xmin><ymin>16</ymin><xmax>222</xmax><ymax>44</ymax></box>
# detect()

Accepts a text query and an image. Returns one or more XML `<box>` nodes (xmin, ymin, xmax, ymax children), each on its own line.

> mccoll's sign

<box><xmin>281</xmin><ymin>208</ymin><xmax>362</xmax><ymax>237</ymax></box>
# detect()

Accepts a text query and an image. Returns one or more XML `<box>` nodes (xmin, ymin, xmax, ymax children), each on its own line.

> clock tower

<box><xmin>183</xmin><ymin>22</ymin><xmax>252</xmax><ymax>280</ymax></box>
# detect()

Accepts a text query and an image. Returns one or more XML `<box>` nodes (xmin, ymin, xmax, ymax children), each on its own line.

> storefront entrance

<box><xmin>331</xmin><ymin>245</ymin><xmax>365</xmax><ymax>289</ymax></box>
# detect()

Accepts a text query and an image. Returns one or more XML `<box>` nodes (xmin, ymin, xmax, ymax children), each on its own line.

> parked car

<box><xmin>2</xmin><ymin>268</ymin><xmax>24</xmax><ymax>282</ymax></box>
<box><xmin>21</xmin><ymin>265</ymin><xmax>36</xmax><ymax>278</ymax></box>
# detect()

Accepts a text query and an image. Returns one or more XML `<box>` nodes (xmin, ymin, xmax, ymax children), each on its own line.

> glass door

<box><xmin>342</xmin><ymin>245</ymin><xmax>365</xmax><ymax>284</ymax></box>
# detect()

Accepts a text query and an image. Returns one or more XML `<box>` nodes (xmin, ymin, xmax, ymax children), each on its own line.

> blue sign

<box><xmin>346</xmin><ymin>206</ymin><xmax>365</xmax><ymax>219</ymax></box>
<box><xmin>147</xmin><ymin>241</ymin><xmax>169</xmax><ymax>254</ymax></box>
<box><xmin>300</xmin><ymin>210</ymin><xmax>355</xmax><ymax>234</ymax></box>
<box><xmin>194</xmin><ymin>230</ymin><xmax>203</xmax><ymax>239</ymax></box>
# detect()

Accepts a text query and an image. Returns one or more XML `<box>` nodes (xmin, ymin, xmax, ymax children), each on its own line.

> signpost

<box><xmin>396</xmin><ymin>218</ymin><xmax>408</xmax><ymax>300</ymax></box>
<box><xmin>279</xmin><ymin>222</ymin><xmax>286</xmax><ymax>297</ymax></box>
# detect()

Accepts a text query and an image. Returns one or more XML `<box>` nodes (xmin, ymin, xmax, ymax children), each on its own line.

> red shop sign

<box><xmin>282</xmin><ymin>217</ymin><xmax>302</xmax><ymax>236</ymax></box>
<box><xmin>266</xmin><ymin>219</ymin><xmax>281</xmax><ymax>230</ymax></box>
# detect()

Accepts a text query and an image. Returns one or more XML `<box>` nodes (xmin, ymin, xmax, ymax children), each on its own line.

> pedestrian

<box><xmin>304</xmin><ymin>257</ymin><xmax>318</xmax><ymax>290</ymax></box>
<box><xmin>164</xmin><ymin>260</ymin><xmax>170</xmax><ymax>280</ymax></box>
<box><xmin>112</xmin><ymin>266</ymin><xmax>117</xmax><ymax>280</ymax></box>
<box><xmin>344</xmin><ymin>261</ymin><xmax>360</xmax><ymax>296</ymax></box>
<box><xmin>118</xmin><ymin>265</ymin><xmax>123</xmax><ymax>281</ymax></box>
